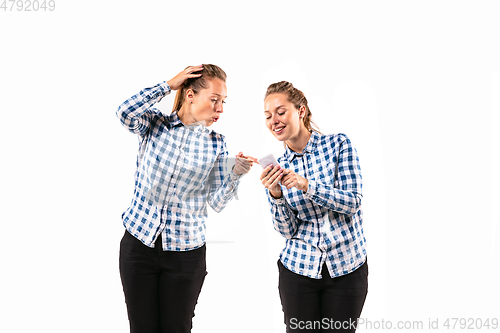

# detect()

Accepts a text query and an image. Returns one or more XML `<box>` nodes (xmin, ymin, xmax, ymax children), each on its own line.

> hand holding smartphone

<box><xmin>258</xmin><ymin>153</ymin><xmax>283</xmax><ymax>198</ymax></box>
<box><xmin>258</xmin><ymin>153</ymin><xmax>278</xmax><ymax>168</ymax></box>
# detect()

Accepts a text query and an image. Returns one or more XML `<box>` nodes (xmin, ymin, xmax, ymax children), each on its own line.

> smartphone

<box><xmin>258</xmin><ymin>153</ymin><xmax>279</xmax><ymax>168</ymax></box>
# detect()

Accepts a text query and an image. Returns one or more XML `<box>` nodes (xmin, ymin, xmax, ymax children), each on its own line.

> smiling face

<box><xmin>184</xmin><ymin>78</ymin><xmax>227</xmax><ymax>126</ymax></box>
<box><xmin>264</xmin><ymin>93</ymin><xmax>306</xmax><ymax>142</ymax></box>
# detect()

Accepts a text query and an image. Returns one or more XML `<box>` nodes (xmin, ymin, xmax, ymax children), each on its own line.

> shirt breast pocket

<box><xmin>313</xmin><ymin>161</ymin><xmax>337</xmax><ymax>189</ymax></box>
<box><xmin>179</xmin><ymin>137</ymin><xmax>218</xmax><ymax>195</ymax></box>
<box><xmin>183</xmin><ymin>152</ymin><xmax>216</xmax><ymax>185</ymax></box>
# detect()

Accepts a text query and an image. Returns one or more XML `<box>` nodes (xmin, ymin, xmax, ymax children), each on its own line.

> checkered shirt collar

<box><xmin>169</xmin><ymin>110</ymin><xmax>213</xmax><ymax>135</ymax></box>
<box><xmin>284</xmin><ymin>130</ymin><xmax>319</xmax><ymax>162</ymax></box>
<box><xmin>168</xmin><ymin>110</ymin><xmax>184</xmax><ymax>127</ymax></box>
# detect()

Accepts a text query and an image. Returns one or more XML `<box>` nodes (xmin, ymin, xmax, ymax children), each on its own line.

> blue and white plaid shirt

<box><xmin>266</xmin><ymin>131</ymin><xmax>367</xmax><ymax>279</ymax></box>
<box><xmin>116</xmin><ymin>81</ymin><xmax>242</xmax><ymax>251</ymax></box>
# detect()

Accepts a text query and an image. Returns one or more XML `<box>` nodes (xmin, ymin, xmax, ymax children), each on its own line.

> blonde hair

<box><xmin>172</xmin><ymin>64</ymin><xmax>227</xmax><ymax>112</ymax></box>
<box><xmin>264</xmin><ymin>81</ymin><xmax>321</xmax><ymax>134</ymax></box>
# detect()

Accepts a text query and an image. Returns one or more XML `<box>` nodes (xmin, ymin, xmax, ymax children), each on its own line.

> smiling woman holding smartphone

<box><xmin>116</xmin><ymin>64</ymin><xmax>254</xmax><ymax>333</ymax></box>
<box><xmin>260</xmin><ymin>81</ymin><xmax>368</xmax><ymax>333</ymax></box>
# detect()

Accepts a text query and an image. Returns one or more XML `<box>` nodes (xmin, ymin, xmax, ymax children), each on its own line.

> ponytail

<box><xmin>172</xmin><ymin>84</ymin><xmax>186</xmax><ymax>113</ymax></box>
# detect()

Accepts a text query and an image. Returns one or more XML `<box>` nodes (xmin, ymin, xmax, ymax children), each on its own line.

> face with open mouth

<box><xmin>185</xmin><ymin>78</ymin><xmax>227</xmax><ymax>127</ymax></box>
<box><xmin>264</xmin><ymin>93</ymin><xmax>305</xmax><ymax>142</ymax></box>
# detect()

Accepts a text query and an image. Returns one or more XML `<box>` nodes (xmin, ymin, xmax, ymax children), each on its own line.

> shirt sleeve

<box><xmin>303</xmin><ymin>135</ymin><xmax>363</xmax><ymax>216</ymax></box>
<box><xmin>265</xmin><ymin>189</ymin><xmax>299</xmax><ymax>239</ymax></box>
<box><xmin>206</xmin><ymin>139</ymin><xmax>243</xmax><ymax>213</ymax></box>
<box><xmin>116</xmin><ymin>81</ymin><xmax>171</xmax><ymax>136</ymax></box>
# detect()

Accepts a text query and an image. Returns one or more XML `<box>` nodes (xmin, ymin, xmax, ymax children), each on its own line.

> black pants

<box><xmin>119</xmin><ymin>230</ymin><xmax>207</xmax><ymax>333</ymax></box>
<box><xmin>278</xmin><ymin>259</ymin><xmax>368</xmax><ymax>333</ymax></box>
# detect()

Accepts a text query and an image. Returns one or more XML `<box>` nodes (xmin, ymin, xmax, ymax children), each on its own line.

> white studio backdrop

<box><xmin>0</xmin><ymin>1</ymin><xmax>498</xmax><ymax>332</ymax></box>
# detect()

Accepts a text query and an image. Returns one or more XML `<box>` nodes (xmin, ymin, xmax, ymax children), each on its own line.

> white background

<box><xmin>1</xmin><ymin>1</ymin><xmax>499</xmax><ymax>332</ymax></box>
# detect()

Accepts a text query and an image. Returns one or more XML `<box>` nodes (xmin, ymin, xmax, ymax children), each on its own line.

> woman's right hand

<box><xmin>260</xmin><ymin>164</ymin><xmax>283</xmax><ymax>198</ymax></box>
<box><xmin>167</xmin><ymin>65</ymin><xmax>204</xmax><ymax>91</ymax></box>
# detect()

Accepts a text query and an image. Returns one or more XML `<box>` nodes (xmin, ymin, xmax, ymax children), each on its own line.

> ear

<box><xmin>299</xmin><ymin>105</ymin><xmax>306</xmax><ymax>119</ymax></box>
<box><xmin>185</xmin><ymin>88</ymin><xmax>195</xmax><ymax>104</ymax></box>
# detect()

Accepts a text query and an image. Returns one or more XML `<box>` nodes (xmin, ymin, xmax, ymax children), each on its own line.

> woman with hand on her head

<box><xmin>260</xmin><ymin>81</ymin><xmax>368</xmax><ymax>333</ymax></box>
<box><xmin>116</xmin><ymin>64</ymin><xmax>254</xmax><ymax>333</ymax></box>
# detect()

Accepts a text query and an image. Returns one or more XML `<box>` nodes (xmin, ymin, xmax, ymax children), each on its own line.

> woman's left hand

<box><xmin>233</xmin><ymin>152</ymin><xmax>257</xmax><ymax>175</ymax></box>
<box><xmin>281</xmin><ymin>169</ymin><xmax>309</xmax><ymax>192</ymax></box>
<box><xmin>167</xmin><ymin>65</ymin><xmax>204</xmax><ymax>91</ymax></box>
